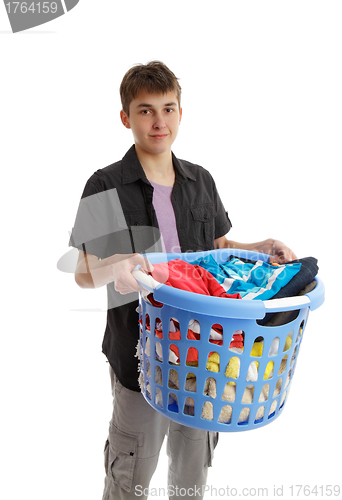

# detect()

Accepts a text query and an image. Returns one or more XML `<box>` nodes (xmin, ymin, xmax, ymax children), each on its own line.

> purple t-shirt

<box><xmin>150</xmin><ymin>181</ymin><xmax>181</xmax><ymax>253</ymax></box>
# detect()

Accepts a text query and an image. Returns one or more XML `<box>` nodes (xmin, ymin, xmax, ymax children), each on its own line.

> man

<box><xmin>70</xmin><ymin>61</ymin><xmax>296</xmax><ymax>499</ymax></box>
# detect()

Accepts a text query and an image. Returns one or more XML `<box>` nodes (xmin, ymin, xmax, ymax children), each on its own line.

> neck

<box><xmin>135</xmin><ymin>145</ymin><xmax>175</xmax><ymax>186</ymax></box>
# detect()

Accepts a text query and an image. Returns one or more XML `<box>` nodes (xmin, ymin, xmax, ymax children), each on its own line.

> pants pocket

<box><xmin>105</xmin><ymin>425</ymin><xmax>138</xmax><ymax>492</ymax></box>
<box><xmin>207</xmin><ymin>431</ymin><xmax>219</xmax><ymax>467</ymax></box>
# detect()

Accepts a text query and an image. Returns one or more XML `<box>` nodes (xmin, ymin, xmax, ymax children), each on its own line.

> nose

<box><xmin>153</xmin><ymin>113</ymin><xmax>166</xmax><ymax>130</ymax></box>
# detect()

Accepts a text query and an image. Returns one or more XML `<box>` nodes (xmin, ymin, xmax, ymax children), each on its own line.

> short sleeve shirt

<box><xmin>70</xmin><ymin>145</ymin><xmax>232</xmax><ymax>391</ymax></box>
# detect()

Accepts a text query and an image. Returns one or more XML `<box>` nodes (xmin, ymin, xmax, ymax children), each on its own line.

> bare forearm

<box><xmin>218</xmin><ymin>238</ymin><xmax>275</xmax><ymax>253</ymax></box>
<box><xmin>215</xmin><ymin>238</ymin><xmax>254</xmax><ymax>251</ymax></box>
<box><xmin>215</xmin><ymin>236</ymin><xmax>267</xmax><ymax>252</ymax></box>
<box><xmin>75</xmin><ymin>254</ymin><xmax>115</xmax><ymax>289</ymax></box>
<box><xmin>75</xmin><ymin>252</ymin><xmax>154</xmax><ymax>293</ymax></box>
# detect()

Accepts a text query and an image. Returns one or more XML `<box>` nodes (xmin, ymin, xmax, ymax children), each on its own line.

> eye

<box><xmin>165</xmin><ymin>108</ymin><xmax>174</xmax><ymax>113</ymax></box>
<box><xmin>141</xmin><ymin>109</ymin><xmax>151</xmax><ymax>115</ymax></box>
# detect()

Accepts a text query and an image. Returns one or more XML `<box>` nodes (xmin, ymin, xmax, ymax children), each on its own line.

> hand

<box><xmin>215</xmin><ymin>237</ymin><xmax>298</xmax><ymax>263</ymax></box>
<box><xmin>267</xmin><ymin>239</ymin><xmax>298</xmax><ymax>264</ymax></box>
<box><xmin>109</xmin><ymin>253</ymin><xmax>154</xmax><ymax>294</ymax></box>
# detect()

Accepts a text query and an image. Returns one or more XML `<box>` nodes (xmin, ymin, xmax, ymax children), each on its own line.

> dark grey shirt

<box><xmin>70</xmin><ymin>145</ymin><xmax>232</xmax><ymax>391</ymax></box>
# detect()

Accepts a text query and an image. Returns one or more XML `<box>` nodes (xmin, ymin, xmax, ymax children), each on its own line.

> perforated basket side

<box><xmin>138</xmin><ymin>294</ymin><xmax>309</xmax><ymax>432</ymax></box>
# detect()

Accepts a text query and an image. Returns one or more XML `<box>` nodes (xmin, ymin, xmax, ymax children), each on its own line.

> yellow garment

<box><xmin>283</xmin><ymin>335</ymin><xmax>292</xmax><ymax>351</ymax></box>
<box><xmin>264</xmin><ymin>360</ymin><xmax>274</xmax><ymax>380</ymax></box>
<box><xmin>225</xmin><ymin>356</ymin><xmax>240</xmax><ymax>378</ymax></box>
<box><xmin>251</xmin><ymin>341</ymin><xmax>263</xmax><ymax>357</ymax></box>
<box><xmin>206</xmin><ymin>352</ymin><xmax>220</xmax><ymax>372</ymax></box>
<box><xmin>206</xmin><ymin>361</ymin><xmax>219</xmax><ymax>372</ymax></box>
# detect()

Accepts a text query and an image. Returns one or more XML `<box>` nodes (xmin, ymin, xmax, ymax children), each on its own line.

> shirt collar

<box><xmin>121</xmin><ymin>145</ymin><xmax>196</xmax><ymax>185</ymax></box>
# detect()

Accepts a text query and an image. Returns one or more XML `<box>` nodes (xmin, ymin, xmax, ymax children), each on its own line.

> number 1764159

<box><xmin>5</xmin><ymin>2</ymin><xmax>58</xmax><ymax>14</ymax></box>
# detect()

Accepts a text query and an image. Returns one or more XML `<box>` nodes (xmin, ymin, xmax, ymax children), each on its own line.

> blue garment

<box><xmin>192</xmin><ymin>254</ymin><xmax>302</xmax><ymax>301</ymax></box>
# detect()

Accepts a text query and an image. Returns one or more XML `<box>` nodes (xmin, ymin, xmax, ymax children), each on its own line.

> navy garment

<box><xmin>258</xmin><ymin>256</ymin><xmax>318</xmax><ymax>325</ymax></box>
<box><xmin>270</xmin><ymin>257</ymin><xmax>318</xmax><ymax>300</ymax></box>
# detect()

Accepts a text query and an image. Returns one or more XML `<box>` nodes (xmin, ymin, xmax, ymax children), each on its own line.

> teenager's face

<box><xmin>120</xmin><ymin>90</ymin><xmax>182</xmax><ymax>156</ymax></box>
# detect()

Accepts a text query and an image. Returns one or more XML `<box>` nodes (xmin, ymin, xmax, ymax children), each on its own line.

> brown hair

<box><xmin>120</xmin><ymin>61</ymin><xmax>182</xmax><ymax>115</ymax></box>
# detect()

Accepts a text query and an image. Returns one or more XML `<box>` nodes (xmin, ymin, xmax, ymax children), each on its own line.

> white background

<box><xmin>1</xmin><ymin>1</ymin><xmax>341</xmax><ymax>498</ymax></box>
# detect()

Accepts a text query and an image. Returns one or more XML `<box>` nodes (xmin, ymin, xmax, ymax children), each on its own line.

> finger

<box><xmin>134</xmin><ymin>254</ymin><xmax>154</xmax><ymax>273</ymax></box>
<box><xmin>144</xmin><ymin>257</ymin><xmax>154</xmax><ymax>273</ymax></box>
<box><xmin>114</xmin><ymin>274</ymin><xmax>142</xmax><ymax>294</ymax></box>
<box><xmin>270</xmin><ymin>253</ymin><xmax>286</xmax><ymax>264</ymax></box>
<box><xmin>283</xmin><ymin>249</ymin><xmax>298</xmax><ymax>263</ymax></box>
<box><xmin>115</xmin><ymin>287</ymin><xmax>133</xmax><ymax>295</ymax></box>
<box><xmin>115</xmin><ymin>284</ymin><xmax>140</xmax><ymax>295</ymax></box>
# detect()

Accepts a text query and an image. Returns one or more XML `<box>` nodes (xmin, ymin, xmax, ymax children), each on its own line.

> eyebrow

<box><xmin>136</xmin><ymin>102</ymin><xmax>178</xmax><ymax>108</ymax></box>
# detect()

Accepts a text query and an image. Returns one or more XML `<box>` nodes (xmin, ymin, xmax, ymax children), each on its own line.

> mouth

<box><xmin>149</xmin><ymin>134</ymin><xmax>169</xmax><ymax>140</ymax></box>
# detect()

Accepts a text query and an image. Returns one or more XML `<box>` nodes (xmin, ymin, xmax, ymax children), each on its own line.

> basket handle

<box><xmin>263</xmin><ymin>295</ymin><xmax>310</xmax><ymax>312</ymax></box>
<box><xmin>131</xmin><ymin>268</ymin><xmax>161</xmax><ymax>293</ymax></box>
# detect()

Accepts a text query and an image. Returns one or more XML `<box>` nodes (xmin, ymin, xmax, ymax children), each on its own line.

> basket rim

<box><xmin>133</xmin><ymin>249</ymin><xmax>324</xmax><ymax>320</ymax></box>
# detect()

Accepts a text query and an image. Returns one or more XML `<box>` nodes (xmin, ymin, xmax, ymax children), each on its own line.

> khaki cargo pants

<box><xmin>102</xmin><ymin>367</ymin><xmax>218</xmax><ymax>499</ymax></box>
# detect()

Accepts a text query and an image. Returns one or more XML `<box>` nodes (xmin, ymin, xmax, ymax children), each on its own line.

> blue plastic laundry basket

<box><xmin>133</xmin><ymin>249</ymin><xmax>324</xmax><ymax>432</ymax></box>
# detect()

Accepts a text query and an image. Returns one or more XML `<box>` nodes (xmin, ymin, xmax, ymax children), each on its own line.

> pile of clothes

<box><xmin>147</xmin><ymin>255</ymin><xmax>318</xmax><ymax>304</ymax></box>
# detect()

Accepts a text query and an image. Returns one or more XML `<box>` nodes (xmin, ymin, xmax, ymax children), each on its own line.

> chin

<box><xmin>147</xmin><ymin>144</ymin><xmax>171</xmax><ymax>155</ymax></box>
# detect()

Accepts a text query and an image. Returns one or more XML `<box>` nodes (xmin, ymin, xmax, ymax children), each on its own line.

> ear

<box><xmin>179</xmin><ymin>107</ymin><xmax>183</xmax><ymax>124</ymax></box>
<box><xmin>120</xmin><ymin>110</ymin><xmax>131</xmax><ymax>129</ymax></box>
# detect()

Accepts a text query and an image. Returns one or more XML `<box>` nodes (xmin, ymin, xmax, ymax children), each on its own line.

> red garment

<box><xmin>229</xmin><ymin>333</ymin><xmax>244</xmax><ymax>349</ymax></box>
<box><xmin>150</xmin><ymin>259</ymin><xmax>241</xmax><ymax>299</ymax></box>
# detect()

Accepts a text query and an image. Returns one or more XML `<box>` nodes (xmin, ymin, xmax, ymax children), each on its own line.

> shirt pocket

<box><xmin>105</xmin><ymin>426</ymin><xmax>138</xmax><ymax>492</ymax></box>
<box><xmin>188</xmin><ymin>203</ymin><xmax>216</xmax><ymax>250</ymax></box>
